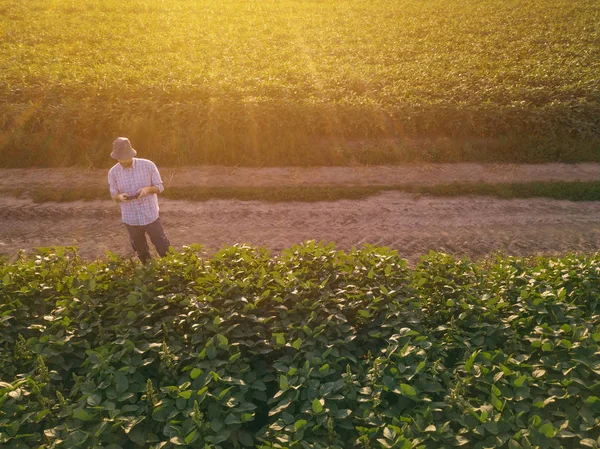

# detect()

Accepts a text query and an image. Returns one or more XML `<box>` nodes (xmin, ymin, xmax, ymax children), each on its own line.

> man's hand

<box><xmin>138</xmin><ymin>186</ymin><xmax>159</xmax><ymax>198</ymax></box>
<box><xmin>113</xmin><ymin>193</ymin><xmax>130</xmax><ymax>203</ymax></box>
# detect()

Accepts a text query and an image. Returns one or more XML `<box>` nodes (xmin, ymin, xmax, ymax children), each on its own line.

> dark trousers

<box><xmin>124</xmin><ymin>217</ymin><xmax>171</xmax><ymax>263</ymax></box>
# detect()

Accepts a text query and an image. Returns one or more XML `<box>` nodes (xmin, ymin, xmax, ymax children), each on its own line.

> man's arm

<box><xmin>138</xmin><ymin>162</ymin><xmax>165</xmax><ymax>198</ymax></box>
<box><xmin>109</xmin><ymin>169</ymin><xmax>129</xmax><ymax>202</ymax></box>
<box><xmin>138</xmin><ymin>185</ymin><xmax>161</xmax><ymax>197</ymax></box>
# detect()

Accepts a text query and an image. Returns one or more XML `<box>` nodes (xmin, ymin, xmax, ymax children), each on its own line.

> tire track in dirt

<box><xmin>2</xmin><ymin>192</ymin><xmax>600</xmax><ymax>263</ymax></box>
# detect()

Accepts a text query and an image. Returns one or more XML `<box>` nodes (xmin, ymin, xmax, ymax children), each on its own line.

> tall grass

<box><xmin>1</xmin><ymin>0</ymin><xmax>599</xmax><ymax>166</ymax></box>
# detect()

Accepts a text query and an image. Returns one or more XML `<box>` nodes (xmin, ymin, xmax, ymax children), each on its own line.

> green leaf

<box><xmin>190</xmin><ymin>368</ymin><xmax>202</xmax><ymax>379</ymax></box>
<box><xmin>65</xmin><ymin>430</ymin><xmax>89</xmax><ymax>446</ymax></box>
<box><xmin>269</xmin><ymin>398</ymin><xmax>292</xmax><ymax>416</ymax></box>
<box><xmin>491</xmin><ymin>393</ymin><xmax>503</xmax><ymax>411</ymax></box>
<box><xmin>152</xmin><ymin>403</ymin><xmax>172</xmax><ymax>421</ymax></box>
<box><xmin>491</xmin><ymin>384</ymin><xmax>501</xmax><ymax>397</ymax></box>
<box><xmin>87</xmin><ymin>392</ymin><xmax>102</xmax><ymax>406</ymax></box>
<box><xmin>207</xmin><ymin>346</ymin><xmax>218</xmax><ymax>360</ymax></box>
<box><xmin>400</xmin><ymin>383</ymin><xmax>417</xmax><ymax>398</ymax></box>
<box><xmin>114</xmin><ymin>373</ymin><xmax>129</xmax><ymax>393</ymax></box>
<box><xmin>483</xmin><ymin>421</ymin><xmax>499</xmax><ymax>435</ymax></box>
<box><xmin>73</xmin><ymin>408</ymin><xmax>95</xmax><ymax>421</ymax></box>
<box><xmin>225</xmin><ymin>412</ymin><xmax>242</xmax><ymax>425</ymax></box>
<box><xmin>273</xmin><ymin>362</ymin><xmax>288</xmax><ymax>372</ymax></box>
<box><xmin>273</xmin><ymin>333</ymin><xmax>285</xmax><ymax>346</ymax></box>
<box><xmin>221</xmin><ymin>376</ymin><xmax>246</xmax><ymax>386</ymax></box>
<box><xmin>211</xmin><ymin>419</ymin><xmax>223</xmax><ymax>433</ymax></box>
<box><xmin>216</xmin><ymin>333</ymin><xmax>229</xmax><ymax>347</ymax></box>
<box><xmin>238</xmin><ymin>402</ymin><xmax>257</xmax><ymax>411</ymax></box>
<box><xmin>252</xmin><ymin>380</ymin><xmax>267</xmax><ymax>391</ymax></box>
<box><xmin>185</xmin><ymin>430</ymin><xmax>199</xmax><ymax>445</ymax></box>
<box><xmin>538</xmin><ymin>423</ymin><xmax>555</xmax><ymax>438</ymax></box>
<box><xmin>377</xmin><ymin>438</ymin><xmax>393</xmax><ymax>448</ymax></box>
<box><xmin>514</xmin><ymin>375</ymin><xmax>527</xmax><ymax>387</ymax></box>
<box><xmin>333</xmin><ymin>409</ymin><xmax>352</xmax><ymax>418</ymax></box>
<box><xmin>580</xmin><ymin>439</ymin><xmax>598</xmax><ymax>448</ymax></box>
<box><xmin>452</xmin><ymin>435</ymin><xmax>470</xmax><ymax>446</ymax></box>
<box><xmin>238</xmin><ymin>430</ymin><xmax>254</xmax><ymax>447</ymax></box>
<box><xmin>383</xmin><ymin>427</ymin><xmax>396</xmax><ymax>439</ymax></box>
<box><xmin>209</xmin><ymin>429</ymin><xmax>231</xmax><ymax>444</ymax></box>
<box><xmin>280</xmin><ymin>375</ymin><xmax>289</xmax><ymax>390</ymax></box>
<box><xmin>218</xmin><ymin>386</ymin><xmax>234</xmax><ymax>399</ymax></box>
<box><xmin>35</xmin><ymin>409</ymin><xmax>51</xmax><ymax>423</ymax></box>
<box><xmin>123</xmin><ymin>416</ymin><xmax>145</xmax><ymax>434</ymax></box>
<box><xmin>292</xmin><ymin>338</ymin><xmax>303</xmax><ymax>350</ymax></box>
<box><xmin>128</xmin><ymin>426</ymin><xmax>146</xmax><ymax>446</ymax></box>
<box><xmin>312</xmin><ymin>398</ymin><xmax>324</xmax><ymax>414</ymax></box>
<box><xmin>170</xmin><ymin>436</ymin><xmax>186</xmax><ymax>446</ymax></box>
<box><xmin>179</xmin><ymin>390</ymin><xmax>192</xmax><ymax>399</ymax></box>
<box><xmin>294</xmin><ymin>419</ymin><xmax>308</xmax><ymax>431</ymax></box>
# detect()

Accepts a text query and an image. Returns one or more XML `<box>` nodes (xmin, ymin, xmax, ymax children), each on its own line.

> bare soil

<box><xmin>2</xmin><ymin>163</ymin><xmax>600</xmax><ymax>263</ymax></box>
<box><xmin>3</xmin><ymin>162</ymin><xmax>600</xmax><ymax>190</ymax></box>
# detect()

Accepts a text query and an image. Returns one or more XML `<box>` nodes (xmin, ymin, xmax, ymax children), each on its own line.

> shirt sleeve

<box><xmin>150</xmin><ymin>162</ymin><xmax>165</xmax><ymax>193</ymax></box>
<box><xmin>108</xmin><ymin>169</ymin><xmax>119</xmax><ymax>197</ymax></box>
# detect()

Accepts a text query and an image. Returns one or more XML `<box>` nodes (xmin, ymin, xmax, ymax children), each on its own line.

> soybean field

<box><xmin>0</xmin><ymin>0</ymin><xmax>599</xmax><ymax>166</ymax></box>
<box><xmin>1</xmin><ymin>244</ymin><xmax>600</xmax><ymax>448</ymax></box>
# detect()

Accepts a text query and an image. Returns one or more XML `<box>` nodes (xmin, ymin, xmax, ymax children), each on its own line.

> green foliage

<box><xmin>1</xmin><ymin>243</ymin><xmax>600</xmax><ymax>448</ymax></box>
<box><xmin>0</xmin><ymin>0</ymin><xmax>599</xmax><ymax>166</ymax></box>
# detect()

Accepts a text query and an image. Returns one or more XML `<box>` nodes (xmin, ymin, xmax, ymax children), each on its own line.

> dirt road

<box><xmin>2</xmin><ymin>163</ymin><xmax>600</xmax><ymax>263</ymax></box>
<box><xmin>3</xmin><ymin>163</ymin><xmax>600</xmax><ymax>190</ymax></box>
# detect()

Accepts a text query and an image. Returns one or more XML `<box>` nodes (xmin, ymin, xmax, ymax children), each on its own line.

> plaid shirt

<box><xmin>108</xmin><ymin>158</ymin><xmax>165</xmax><ymax>226</ymax></box>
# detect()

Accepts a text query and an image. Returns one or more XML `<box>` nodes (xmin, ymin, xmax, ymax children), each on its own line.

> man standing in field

<box><xmin>108</xmin><ymin>137</ymin><xmax>171</xmax><ymax>264</ymax></box>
